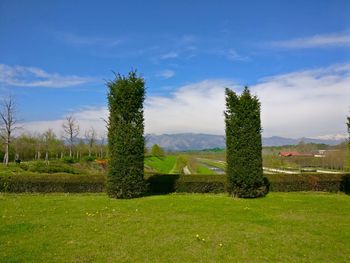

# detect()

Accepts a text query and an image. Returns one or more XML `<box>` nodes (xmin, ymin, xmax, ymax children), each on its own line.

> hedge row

<box><xmin>0</xmin><ymin>173</ymin><xmax>349</xmax><ymax>194</ymax></box>
<box><xmin>146</xmin><ymin>173</ymin><xmax>350</xmax><ymax>194</ymax></box>
<box><xmin>267</xmin><ymin>173</ymin><xmax>350</xmax><ymax>193</ymax></box>
<box><xmin>146</xmin><ymin>174</ymin><xmax>226</xmax><ymax>194</ymax></box>
<box><xmin>0</xmin><ymin>173</ymin><xmax>105</xmax><ymax>193</ymax></box>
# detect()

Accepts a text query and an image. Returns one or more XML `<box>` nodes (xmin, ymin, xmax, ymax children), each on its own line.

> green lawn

<box><xmin>144</xmin><ymin>156</ymin><xmax>177</xmax><ymax>173</ymax></box>
<box><xmin>198</xmin><ymin>158</ymin><xmax>227</xmax><ymax>170</ymax></box>
<box><xmin>195</xmin><ymin>165</ymin><xmax>215</xmax><ymax>175</ymax></box>
<box><xmin>1</xmin><ymin>192</ymin><xmax>349</xmax><ymax>262</ymax></box>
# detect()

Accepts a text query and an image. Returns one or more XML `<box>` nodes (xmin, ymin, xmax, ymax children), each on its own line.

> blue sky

<box><xmin>0</xmin><ymin>0</ymin><xmax>350</xmax><ymax>138</ymax></box>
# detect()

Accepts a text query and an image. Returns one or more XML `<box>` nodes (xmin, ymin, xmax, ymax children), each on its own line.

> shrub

<box><xmin>146</xmin><ymin>174</ymin><xmax>226</xmax><ymax>194</ymax></box>
<box><xmin>151</xmin><ymin>144</ymin><xmax>165</xmax><ymax>157</ymax></box>
<box><xmin>267</xmin><ymin>173</ymin><xmax>347</xmax><ymax>192</ymax></box>
<box><xmin>27</xmin><ymin>161</ymin><xmax>79</xmax><ymax>174</ymax></box>
<box><xmin>146</xmin><ymin>174</ymin><xmax>180</xmax><ymax>194</ymax></box>
<box><xmin>107</xmin><ymin>71</ymin><xmax>146</xmax><ymax>198</ymax></box>
<box><xmin>146</xmin><ymin>173</ymin><xmax>349</xmax><ymax>194</ymax></box>
<box><xmin>341</xmin><ymin>174</ymin><xmax>350</xmax><ymax>194</ymax></box>
<box><xmin>0</xmin><ymin>173</ymin><xmax>105</xmax><ymax>193</ymax></box>
<box><xmin>19</xmin><ymin>163</ymin><xmax>29</xmax><ymax>171</ymax></box>
<box><xmin>63</xmin><ymin>157</ymin><xmax>77</xmax><ymax>164</ymax></box>
<box><xmin>225</xmin><ymin>87</ymin><xmax>267</xmax><ymax>198</ymax></box>
<box><xmin>83</xmin><ymin>156</ymin><xmax>96</xmax><ymax>162</ymax></box>
<box><xmin>1</xmin><ymin>172</ymin><xmax>348</xmax><ymax>194</ymax></box>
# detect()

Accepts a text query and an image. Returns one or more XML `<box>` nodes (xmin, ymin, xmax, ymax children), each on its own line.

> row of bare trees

<box><xmin>0</xmin><ymin>97</ymin><xmax>107</xmax><ymax>164</ymax></box>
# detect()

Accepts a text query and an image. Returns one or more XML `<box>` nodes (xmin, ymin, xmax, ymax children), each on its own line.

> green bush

<box><xmin>268</xmin><ymin>173</ymin><xmax>348</xmax><ymax>192</ymax></box>
<box><xmin>1</xmin><ymin>172</ymin><xmax>349</xmax><ymax>194</ymax></box>
<box><xmin>27</xmin><ymin>161</ymin><xmax>79</xmax><ymax>174</ymax></box>
<box><xmin>63</xmin><ymin>157</ymin><xmax>77</xmax><ymax>164</ymax></box>
<box><xmin>0</xmin><ymin>173</ymin><xmax>105</xmax><ymax>193</ymax></box>
<box><xmin>146</xmin><ymin>174</ymin><xmax>180</xmax><ymax>194</ymax></box>
<box><xmin>146</xmin><ymin>173</ymin><xmax>349</xmax><ymax>194</ymax></box>
<box><xmin>146</xmin><ymin>174</ymin><xmax>226</xmax><ymax>194</ymax></box>
<box><xmin>225</xmin><ymin>87</ymin><xmax>267</xmax><ymax>198</ymax></box>
<box><xmin>107</xmin><ymin>71</ymin><xmax>146</xmax><ymax>198</ymax></box>
<box><xmin>19</xmin><ymin>163</ymin><xmax>29</xmax><ymax>171</ymax></box>
<box><xmin>83</xmin><ymin>156</ymin><xmax>96</xmax><ymax>162</ymax></box>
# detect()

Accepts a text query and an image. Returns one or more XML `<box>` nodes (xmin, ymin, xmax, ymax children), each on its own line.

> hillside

<box><xmin>145</xmin><ymin>133</ymin><xmax>346</xmax><ymax>151</ymax></box>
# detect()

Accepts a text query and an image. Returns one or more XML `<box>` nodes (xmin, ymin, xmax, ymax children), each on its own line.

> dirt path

<box><xmin>183</xmin><ymin>166</ymin><xmax>191</xmax><ymax>175</ymax></box>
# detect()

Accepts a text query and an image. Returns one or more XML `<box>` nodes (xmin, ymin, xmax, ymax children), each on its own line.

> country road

<box><xmin>183</xmin><ymin>166</ymin><xmax>191</xmax><ymax>175</ymax></box>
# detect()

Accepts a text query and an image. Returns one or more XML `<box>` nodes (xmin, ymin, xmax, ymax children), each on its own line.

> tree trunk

<box><xmin>4</xmin><ymin>141</ymin><xmax>9</xmax><ymax>165</ymax></box>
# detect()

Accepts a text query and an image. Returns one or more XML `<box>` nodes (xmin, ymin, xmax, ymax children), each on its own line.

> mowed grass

<box><xmin>144</xmin><ymin>156</ymin><xmax>177</xmax><ymax>173</ymax></box>
<box><xmin>1</xmin><ymin>193</ymin><xmax>350</xmax><ymax>262</ymax></box>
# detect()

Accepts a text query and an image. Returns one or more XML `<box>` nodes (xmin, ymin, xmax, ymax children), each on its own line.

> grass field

<box><xmin>144</xmin><ymin>156</ymin><xmax>177</xmax><ymax>174</ymax></box>
<box><xmin>1</xmin><ymin>192</ymin><xmax>349</xmax><ymax>262</ymax></box>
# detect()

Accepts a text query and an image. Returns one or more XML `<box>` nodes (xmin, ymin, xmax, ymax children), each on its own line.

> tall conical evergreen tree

<box><xmin>107</xmin><ymin>70</ymin><xmax>146</xmax><ymax>198</ymax></box>
<box><xmin>225</xmin><ymin>87</ymin><xmax>268</xmax><ymax>198</ymax></box>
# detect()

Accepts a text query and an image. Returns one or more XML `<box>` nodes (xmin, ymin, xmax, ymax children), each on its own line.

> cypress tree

<box><xmin>107</xmin><ymin>70</ymin><xmax>146</xmax><ymax>198</ymax></box>
<box><xmin>225</xmin><ymin>87</ymin><xmax>268</xmax><ymax>198</ymax></box>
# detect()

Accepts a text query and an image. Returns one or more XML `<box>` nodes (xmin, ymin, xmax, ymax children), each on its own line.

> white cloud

<box><xmin>22</xmin><ymin>107</ymin><xmax>108</xmax><ymax>138</ymax></box>
<box><xmin>271</xmin><ymin>32</ymin><xmax>350</xmax><ymax>48</ymax></box>
<box><xmin>254</xmin><ymin>64</ymin><xmax>350</xmax><ymax>137</ymax></box>
<box><xmin>20</xmin><ymin>64</ymin><xmax>350</xmax><ymax>138</ymax></box>
<box><xmin>156</xmin><ymin>70</ymin><xmax>175</xmax><ymax>79</ymax></box>
<box><xmin>145</xmin><ymin>80</ymin><xmax>236</xmax><ymax>135</ymax></box>
<box><xmin>0</xmin><ymin>64</ymin><xmax>94</xmax><ymax>88</ymax></box>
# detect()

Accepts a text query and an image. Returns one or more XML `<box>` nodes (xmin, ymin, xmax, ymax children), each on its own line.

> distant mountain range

<box><xmin>145</xmin><ymin>133</ymin><xmax>346</xmax><ymax>151</ymax></box>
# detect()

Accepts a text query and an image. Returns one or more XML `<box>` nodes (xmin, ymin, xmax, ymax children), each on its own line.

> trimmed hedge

<box><xmin>0</xmin><ymin>173</ymin><xmax>105</xmax><ymax>193</ymax></box>
<box><xmin>146</xmin><ymin>174</ymin><xmax>226</xmax><ymax>194</ymax></box>
<box><xmin>268</xmin><ymin>173</ymin><xmax>350</xmax><ymax>193</ymax></box>
<box><xmin>0</xmin><ymin>172</ymin><xmax>349</xmax><ymax>194</ymax></box>
<box><xmin>145</xmin><ymin>173</ymin><xmax>350</xmax><ymax>194</ymax></box>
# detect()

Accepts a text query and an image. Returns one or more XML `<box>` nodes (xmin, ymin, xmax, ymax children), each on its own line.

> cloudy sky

<box><xmin>0</xmin><ymin>0</ymin><xmax>349</xmax><ymax>139</ymax></box>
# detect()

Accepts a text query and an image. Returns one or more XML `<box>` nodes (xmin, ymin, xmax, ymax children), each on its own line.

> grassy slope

<box><xmin>198</xmin><ymin>158</ymin><xmax>227</xmax><ymax>170</ymax></box>
<box><xmin>196</xmin><ymin>166</ymin><xmax>215</xmax><ymax>175</ymax></box>
<box><xmin>1</xmin><ymin>193</ymin><xmax>349</xmax><ymax>262</ymax></box>
<box><xmin>145</xmin><ymin>156</ymin><xmax>177</xmax><ymax>174</ymax></box>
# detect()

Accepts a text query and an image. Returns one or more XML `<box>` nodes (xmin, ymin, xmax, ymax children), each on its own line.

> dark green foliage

<box><xmin>225</xmin><ymin>87</ymin><xmax>268</xmax><ymax>198</ymax></box>
<box><xmin>268</xmin><ymin>173</ymin><xmax>348</xmax><ymax>193</ymax></box>
<box><xmin>63</xmin><ymin>157</ymin><xmax>77</xmax><ymax>164</ymax></box>
<box><xmin>0</xmin><ymin>173</ymin><xmax>105</xmax><ymax>193</ymax></box>
<box><xmin>342</xmin><ymin>175</ymin><xmax>350</xmax><ymax>194</ymax></box>
<box><xmin>107</xmin><ymin>71</ymin><xmax>146</xmax><ymax>198</ymax></box>
<box><xmin>83</xmin><ymin>156</ymin><xmax>96</xmax><ymax>162</ymax></box>
<box><xmin>146</xmin><ymin>174</ymin><xmax>180</xmax><ymax>194</ymax></box>
<box><xmin>145</xmin><ymin>174</ymin><xmax>226</xmax><ymax>194</ymax></box>
<box><xmin>1</xmin><ymin>173</ymin><xmax>349</xmax><ymax>194</ymax></box>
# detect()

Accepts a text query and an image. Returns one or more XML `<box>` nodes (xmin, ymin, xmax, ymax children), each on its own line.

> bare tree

<box><xmin>62</xmin><ymin>115</ymin><xmax>79</xmax><ymax>157</ymax></box>
<box><xmin>85</xmin><ymin>127</ymin><xmax>96</xmax><ymax>157</ymax></box>
<box><xmin>0</xmin><ymin>96</ymin><xmax>20</xmax><ymax>165</ymax></box>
